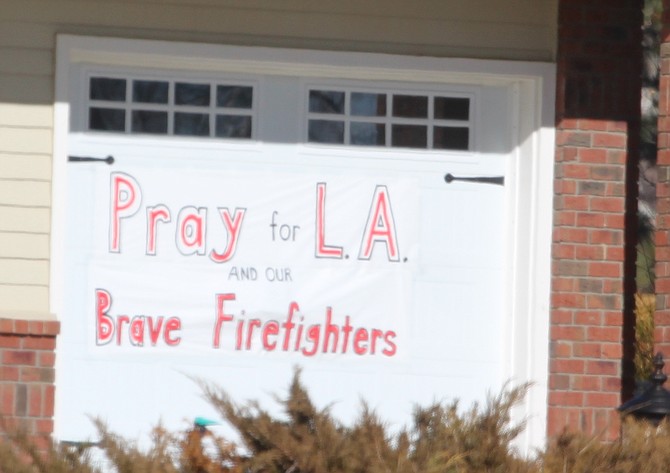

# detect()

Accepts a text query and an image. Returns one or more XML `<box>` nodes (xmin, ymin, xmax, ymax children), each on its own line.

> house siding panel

<box><xmin>0</xmin><ymin>181</ymin><xmax>50</xmax><ymax>208</ymax></box>
<box><xmin>0</xmin><ymin>128</ymin><xmax>52</xmax><ymax>155</ymax></box>
<box><xmin>0</xmin><ymin>287</ymin><xmax>50</xmax><ymax>315</ymax></box>
<box><xmin>0</xmin><ymin>105</ymin><xmax>53</xmax><ymax>128</ymax></box>
<box><xmin>0</xmin><ymin>47</ymin><xmax>53</xmax><ymax>76</ymax></box>
<box><xmin>0</xmin><ymin>233</ymin><xmax>50</xmax><ymax>260</ymax></box>
<box><xmin>0</xmin><ymin>207</ymin><xmax>50</xmax><ymax>234</ymax></box>
<box><xmin>0</xmin><ymin>260</ymin><xmax>49</xmax><ymax>286</ymax></box>
<box><xmin>2</xmin><ymin>1</ymin><xmax>557</xmax><ymax>61</ymax></box>
<box><xmin>0</xmin><ymin>154</ymin><xmax>52</xmax><ymax>181</ymax></box>
<box><xmin>0</xmin><ymin>75</ymin><xmax>53</xmax><ymax>104</ymax></box>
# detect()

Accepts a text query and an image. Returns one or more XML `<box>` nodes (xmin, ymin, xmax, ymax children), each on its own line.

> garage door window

<box><xmin>85</xmin><ymin>75</ymin><xmax>473</xmax><ymax>150</ymax></box>
<box><xmin>87</xmin><ymin>76</ymin><xmax>255</xmax><ymax>138</ymax></box>
<box><xmin>307</xmin><ymin>89</ymin><xmax>471</xmax><ymax>150</ymax></box>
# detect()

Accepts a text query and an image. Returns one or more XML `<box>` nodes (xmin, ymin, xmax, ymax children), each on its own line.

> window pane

<box><xmin>132</xmin><ymin>80</ymin><xmax>169</xmax><ymax>104</ymax></box>
<box><xmin>217</xmin><ymin>86</ymin><xmax>253</xmax><ymax>108</ymax></box>
<box><xmin>175</xmin><ymin>112</ymin><xmax>210</xmax><ymax>136</ymax></box>
<box><xmin>392</xmin><ymin>95</ymin><xmax>428</xmax><ymax>118</ymax></box>
<box><xmin>309</xmin><ymin>90</ymin><xmax>345</xmax><ymax>114</ymax></box>
<box><xmin>434</xmin><ymin>97</ymin><xmax>470</xmax><ymax>120</ymax></box>
<box><xmin>434</xmin><ymin>126</ymin><xmax>469</xmax><ymax>150</ymax></box>
<box><xmin>392</xmin><ymin>124</ymin><xmax>427</xmax><ymax>148</ymax></box>
<box><xmin>131</xmin><ymin>110</ymin><xmax>168</xmax><ymax>134</ymax></box>
<box><xmin>90</xmin><ymin>78</ymin><xmax>126</xmax><ymax>101</ymax></box>
<box><xmin>351</xmin><ymin>93</ymin><xmax>386</xmax><ymax>116</ymax></box>
<box><xmin>308</xmin><ymin>119</ymin><xmax>344</xmax><ymax>144</ymax></box>
<box><xmin>351</xmin><ymin>122</ymin><xmax>385</xmax><ymax>146</ymax></box>
<box><xmin>215</xmin><ymin>115</ymin><xmax>252</xmax><ymax>138</ymax></box>
<box><xmin>89</xmin><ymin>108</ymin><xmax>125</xmax><ymax>131</ymax></box>
<box><xmin>176</xmin><ymin>83</ymin><xmax>210</xmax><ymax>106</ymax></box>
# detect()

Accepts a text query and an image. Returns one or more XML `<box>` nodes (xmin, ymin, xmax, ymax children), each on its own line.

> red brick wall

<box><xmin>550</xmin><ymin>0</ymin><xmax>642</xmax><ymax>439</ymax></box>
<box><xmin>656</xmin><ymin>0</ymin><xmax>670</xmax><ymax>357</ymax></box>
<box><xmin>0</xmin><ymin>318</ymin><xmax>59</xmax><ymax>449</ymax></box>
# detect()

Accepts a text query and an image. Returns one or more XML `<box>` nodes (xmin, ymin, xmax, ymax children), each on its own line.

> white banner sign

<box><xmin>58</xmin><ymin>143</ymin><xmax>510</xmax><ymax>444</ymax></box>
<box><xmin>86</xmin><ymin>168</ymin><xmax>419</xmax><ymax>359</ymax></box>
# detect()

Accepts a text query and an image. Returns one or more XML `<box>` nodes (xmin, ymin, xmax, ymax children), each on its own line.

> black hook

<box><xmin>68</xmin><ymin>155</ymin><xmax>114</xmax><ymax>165</ymax></box>
<box><xmin>444</xmin><ymin>173</ymin><xmax>504</xmax><ymax>186</ymax></box>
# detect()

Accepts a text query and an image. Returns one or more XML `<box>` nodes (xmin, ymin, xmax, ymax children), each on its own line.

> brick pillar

<box><xmin>0</xmin><ymin>318</ymin><xmax>60</xmax><ymax>449</ymax></box>
<box><xmin>549</xmin><ymin>0</ymin><xmax>642</xmax><ymax>439</ymax></box>
<box><xmin>655</xmin><ymin>0</ymin><xmax>670</xmax><ymax>356</ymax></box>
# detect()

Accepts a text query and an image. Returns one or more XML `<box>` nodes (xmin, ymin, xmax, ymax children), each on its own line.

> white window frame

<box><xmin>53</xmin><ymin>35</ymin><xmax>555</xmax><ymax>452</ymax></box>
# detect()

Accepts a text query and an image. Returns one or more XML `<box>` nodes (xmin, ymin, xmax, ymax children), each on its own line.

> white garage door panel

<box><xmin>57</xmin><ymin>136</ymin><xmax>510</xmax><ymax>442</ymax></box>
<box><xmin>412</xmin><ymin>273</ymin><xmax>504</xmax><ymax>364</ymax></box>
<box><xmin>418</xmin><ymin>186</ymin><xmax>506</xmax><ymax>268</ymax></box>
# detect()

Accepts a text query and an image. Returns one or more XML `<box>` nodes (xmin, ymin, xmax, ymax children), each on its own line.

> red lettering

<box><xmin>146</xmin><ymin>205</ymin><xmax>171</xmax><ymax>255</ymax></box>
<box><xmin>209</xmin><ymin>208</ymin><xmax>246</xmax><ymax>263</ymax></box>
<box><xmin>94</xmin><ymin>289</ymin><xmax>181</xmax><ymax>348</ymax></box>
<box><xmin>301</xmin><ymin>325</ymin><xmax>320</xmax><ymax>356</ymax></box>
<box><xmin>294</xmin><ymin>320</ymin><xmax>305</xmax><ymax>351</ymax></box>
<box><xmin>322</xmin><ymin>307</ymin><xmax>339</xmax><ymax>353</ymax></box>
<box><xmin>353</xmin><ymin>328</ymin><xmax>369</xmax><ymax>355</ymax></box>
<box><xmin>164</xmin><ymin>318</ymin><xmax>181</xmax><ymax>346</ymax></box>
<box><xmin>207</xmin><ymin>300</ymin><xmax>396</xmax><ymax>357</ymax></box>
<box><xmin>359</xmin><ymin>185</ymin><xmax>399</xmax><ymax>261</ymax></box>
<box><xmin>262</xmin><ymin>321</ymin><xmax>280</xmax><ymax>350</ymax></box>
<box><xmin>129</xmin><ymin>317</ymin><xmax>145</xmax><ymax>346</ymax></box>
<box><xmin>213</xmin><ymin>293</ymin><xmax>236</xmax><ymax>348</ymax></box>
<box><xmin>382</xmin><ymin>331</ymin><xmax>397</xmax><ymax>356</ymax></box>
<box><xmin>315</xmin><ymin>183</ymin><xmax>343</xmax><ymax>259</ymax></box>
<box><xmin>109</xmin><ymin>173</ymin><xmax>141</xmax><ymax>253</ymax></box>
<box><xmin>176</xmin><ymin>207</ymin><xmax>207</xmax><ymax>256</ymax></box>
<box><xmin>370</xmin><ymin>328</ymin><xmax>384</xmax><ymax>354</ymax></box>
<box><xmin>148</xmin><ymin>317</ymin><xmax>164</xmax><ymax>345</ymax></box>
<box><xmin>236</xmin><ymin>320</ymin><xmax>244</xmax><ymax>350</ymax></box>
<box><xmin>95</xmin><ymin>289</ymin><xmax>114</xmax><ymax>345</ymax></box>
<box><xmin>117</xmin><ymin>315</ymin><xmax>130</xmax><ymax>345</ymax></box>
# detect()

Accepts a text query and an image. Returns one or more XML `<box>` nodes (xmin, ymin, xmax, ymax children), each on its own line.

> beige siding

<box><xmin>0</xmin><ymin>104</ymin><xmax>53</xmax><ymax>128</ymax></box>
<box><xmin>0</xmin><ymin>233</ymin><xmax>50</xmax><ymax>260</ymax></box>
<box><xmin>0</xmin><ymin>206</ymin><xmax>50</xmax><ymax>234</ymax></box>
<box><xmin>0</xmin><ymin>47</ymin><xmax>53</xmax><ymax>76</ymax></box>
<box><xmin>0</xmin><ymin>153</ymin><xmax>52</xmax><ymax>180</ymax></box>
<box><xmin>0</xmin><ymin>127</ymin><xmax>52</xmax><ymax>155</ymax></box>
<box><xmin>0</xmin><ymin>0</ymin><xmax>557</xmax><ymax>318</ymax></box>
<box><xmin>0</xmin><ymin>180</ymin><xmax>50</xmax><ymax>207</ymax></box>
<box><xmin>1</xmin><ymin>0</ymin><xmax>558</xmax><ymax>61</ymax></box>
<box><xmin>0</xmin><ymin>259</ymin><xmax>49</xmax><ymax>286</ymax></box>
<box><xmin>0</xmin><ymin>286</ymin><xmax>50</xmax><ymax>314</ymax></box>
<box><xmin>0</xmin><ymin>75</ymin><xmax>54</xmax><ymax>104</ymax></box>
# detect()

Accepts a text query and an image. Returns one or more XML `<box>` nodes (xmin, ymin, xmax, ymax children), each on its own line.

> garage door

<box><xmin>53</xmin><ymin>37</ymin><xmax>552</xmax><ymax>449</ymax></box>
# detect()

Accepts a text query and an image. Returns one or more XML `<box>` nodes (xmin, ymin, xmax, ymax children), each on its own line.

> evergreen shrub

<box><xmin>2</xmin><ymin>371</ymin><xmax>670</xmax><ymax>472</ymax></box>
